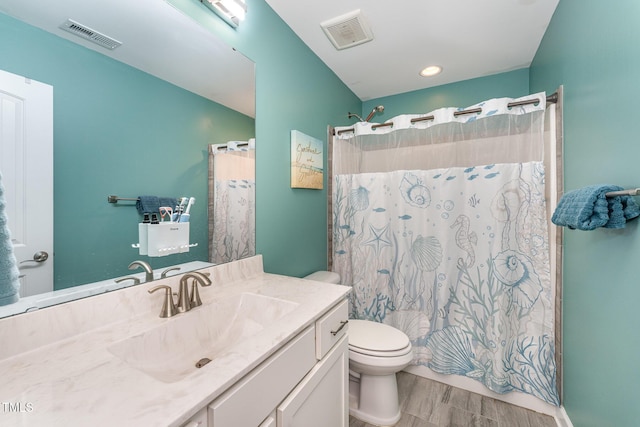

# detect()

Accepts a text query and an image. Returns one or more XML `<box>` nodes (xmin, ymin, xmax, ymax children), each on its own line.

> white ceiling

<box><xmin>0</xmin><ymin>0</ymin><xmax>256</xmax><ymax>117</ymax></box>
<box><xmin>265</xmin><ymin>0</ymin><xmax>559</xmax><ymax>101</ymax></box>
<box><xmin>1</xmin><ymin>0</ymin><xmax>559</xmax><ymax>114</ymax></box>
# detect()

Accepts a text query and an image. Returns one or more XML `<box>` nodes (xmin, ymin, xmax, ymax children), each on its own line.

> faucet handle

<box><xmin>148</xmin><ymin>285</ymin><xmax>179</xmax><ymax>318</ymax></box>
<box><xmin>189</xmin><ymin>279</ymin><xmax>204</xmax><ymax>308</ymax></box>
<box><xmin>188</xmin><ymin>272</ymin><xmax>212</xmax><ymax>308</ymax></box>
<box><xmin>160</xmin><ymin>266</ymin><xmax>181</xmax><ymax>278</ymax></box>
<box><xmin>115</xmin><ymin>276</ymin><xmax>141</xmax><ymax>286</ymax></box>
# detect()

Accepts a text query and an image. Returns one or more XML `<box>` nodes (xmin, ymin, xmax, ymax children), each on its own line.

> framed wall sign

<box><xmin>290</xmin><ymin>130</ymin><xmax>323</xmax><ymax>189</ymax></box>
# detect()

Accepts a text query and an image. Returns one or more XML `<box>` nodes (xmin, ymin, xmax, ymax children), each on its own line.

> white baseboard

<box><xmin>554</xmin><ymin>406</ymin><xmax>574</xmax><ymax>427</ymax></box>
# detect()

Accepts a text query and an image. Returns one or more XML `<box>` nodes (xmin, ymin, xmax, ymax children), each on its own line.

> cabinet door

<box><xmin>277</xmin><ymin>336</ymin><xmax>348</xmax><ymax>427</ymax></box>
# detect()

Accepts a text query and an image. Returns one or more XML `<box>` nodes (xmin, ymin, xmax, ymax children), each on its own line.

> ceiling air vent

<box><xmin>320</xmin><ymin>9</ymin><xmax>373</xmax><ymax>50</ymax></box>
<box><xmin>59</xmin><ymin>19</ymin><xmax>122</xmax><ymax>50</ymax></box>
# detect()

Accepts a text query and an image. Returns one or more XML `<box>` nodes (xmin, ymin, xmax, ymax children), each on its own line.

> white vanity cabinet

<box><xmin>199</xmin><ymin>298</ymin><xmax>349</xmax><ymax>427</ymax></box>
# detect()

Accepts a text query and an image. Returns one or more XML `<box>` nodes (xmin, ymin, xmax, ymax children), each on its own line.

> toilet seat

<box><xmin>350</xmin><ymin>343</ymin><xmax>412</xmax><ymax>358</ymax></box>
<box><xmin>348</xmin><ymin>319</ymin><xmax>411</xmax><ymax>357</ymax></box>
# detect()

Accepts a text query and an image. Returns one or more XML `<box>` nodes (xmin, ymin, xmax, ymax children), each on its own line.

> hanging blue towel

<box><xmin>551</xmin><ymin>185</ymin><xmax>640</xmax><ymax>230</ymax></box>
<box><xmin>135</xmin><ymin>196</ymin><xmax>178</xmax><ymax>215</ymax></box>
<box><xmin>611</xmin><ymin>191</ymin><xmax>640</xmax><ymax>228</ymax></box>
<box><xmin>0</xmin><ymin>171</ymin><xmax>20</xmax><ymax>306</ymax></box>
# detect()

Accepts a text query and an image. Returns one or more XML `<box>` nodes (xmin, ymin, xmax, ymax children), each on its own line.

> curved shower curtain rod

<box><xmin>336</xmin><ymin>92</ymin><xmax>559</xmax><ymax>136</ymax></box>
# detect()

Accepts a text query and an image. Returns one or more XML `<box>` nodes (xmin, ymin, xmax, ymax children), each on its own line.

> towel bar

<box><xmin>604</xmin><ymin>188</ymin><xmax>640</xmax><ymax>197</ymax></box>
<box><xmin>107</xmin><ymin>195</ymin><xmax>181</xmax><ymax>204</ymax></box>
<box><xmin>107</xmin><ymin>195</ymin><xmax>139</xmax><ymax>204</ymax></box>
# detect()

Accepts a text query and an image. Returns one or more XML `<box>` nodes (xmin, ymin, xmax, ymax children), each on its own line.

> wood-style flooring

<box><xmin>349</xmin><ymin>372</ymin><xmax>557</xmax><ymax>427</ymax></box>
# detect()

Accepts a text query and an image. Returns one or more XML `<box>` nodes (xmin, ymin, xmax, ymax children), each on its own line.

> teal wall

<box><xmin>362</xmin><ymin>68</ymin><xmax>530</xmax><ymax>119</ymax></box>
<box><xmin>530</xmin><ymin>1</ymin><xmax>640</xmax><ymax>426</ymax></box>
<box><xmin>0</xmin><ymin>13</ymin><xmax>255</xmax><ymax>288</ymax></box>
<box><xmin>168</xmin><ymin>0</ymin><xmax>361</xmax><ymax>277</ymax></box>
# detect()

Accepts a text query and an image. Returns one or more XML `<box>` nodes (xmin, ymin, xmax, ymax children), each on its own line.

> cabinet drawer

<box><xmin>315</xmin><ymin>299</ymin><xmax>349</xmax><ymax>360</ymax></box>
<box><xmin>209</xmin><ymin>326</ymin><xmax>316</xmax><ymax>427</ymax></box>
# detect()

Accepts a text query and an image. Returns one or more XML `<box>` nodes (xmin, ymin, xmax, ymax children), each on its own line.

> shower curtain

<box><xmin>208</xmin><ymin>140</ymin><xmax>255</xmax><ymax>264</ymax></box>
<box><xmin>332</xmin><ymin>93</ymin><xmax>559</xmax><ymax>406</ymax></box>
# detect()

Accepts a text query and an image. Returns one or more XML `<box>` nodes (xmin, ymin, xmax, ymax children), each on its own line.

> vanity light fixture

<box><xmin>201</xmin><ymin>0</ymin><xmax>247</xmax><ymax>28</ymax></box>
<box><xmin>419</xmin><ymin>65</ymin><xmax>442</xmax><ymax>77</ymax></box>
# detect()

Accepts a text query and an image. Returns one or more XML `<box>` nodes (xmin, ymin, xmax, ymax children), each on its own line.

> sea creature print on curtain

<box><xmin>333</xmin><ymin>161</ymin><xmax>559</xmax><ymax>405</ymax></box>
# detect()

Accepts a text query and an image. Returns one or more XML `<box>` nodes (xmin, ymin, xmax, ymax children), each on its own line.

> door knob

<box><xmin>20</xmin><ymin>251</ymin><xmax>49</xmax><ymax>264</ymax></box>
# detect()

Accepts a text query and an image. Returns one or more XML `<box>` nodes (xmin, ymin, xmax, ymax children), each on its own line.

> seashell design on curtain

<box><xmin>332</xmin><ymin>93</ymin><xmax>560</xmax><ymax>405</ymax></box>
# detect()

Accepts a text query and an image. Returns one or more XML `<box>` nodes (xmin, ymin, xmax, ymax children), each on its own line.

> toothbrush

<box><xmin>185</xmin><ymin>197</ymin><xmax>195</xmax><ymax>214</ymax></box>
<box><xmin>180</xmin><ymin>197</ymin><xmax>195</xmax><ymax>222</ymax></box>
<box><xmin>173</xmin><ymin>197</ymin><xmax>187</xmax><ymax>222</ymax></box>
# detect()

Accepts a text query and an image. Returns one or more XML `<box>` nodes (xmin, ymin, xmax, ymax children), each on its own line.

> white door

<box><xmin>0</xmin><ymin>69</ymin><xmax>53</xmax><ymax>297</ymax></box>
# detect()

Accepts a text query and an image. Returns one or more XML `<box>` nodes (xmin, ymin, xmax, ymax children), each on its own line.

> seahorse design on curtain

<box><xmin>333</xmin><ymin>161</ymin><xmax>559</xmax><ymax>405</ymax></box>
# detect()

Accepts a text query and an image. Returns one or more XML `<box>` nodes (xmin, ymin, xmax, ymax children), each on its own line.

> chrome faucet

<box><xmin>128</xmin><ymin>260</ymin><xmax>154</xmax><ymax>283</ymax></box>
<box><xmin>177</xmin><ymin>271</ymin><xmax>212</xmax><ymax>312</ymax></box>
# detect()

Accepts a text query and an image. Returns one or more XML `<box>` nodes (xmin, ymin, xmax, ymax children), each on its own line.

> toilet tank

<box><xmin>304</xmin><ymin>271</ymin><xmax>341</xmax><ymax>284</ymax></box>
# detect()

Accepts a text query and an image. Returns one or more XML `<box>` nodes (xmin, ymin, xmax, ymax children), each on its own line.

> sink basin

<box><xmin>108</xmin><ymin>292</ymin><xmax>299</xmax><ymax>383</ymax></box>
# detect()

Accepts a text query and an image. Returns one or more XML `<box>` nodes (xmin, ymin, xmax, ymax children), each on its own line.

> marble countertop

<box><xmin>0</xmin><ymin>256</ymin><xmax>350</xmax><ymax>426</ymax></box>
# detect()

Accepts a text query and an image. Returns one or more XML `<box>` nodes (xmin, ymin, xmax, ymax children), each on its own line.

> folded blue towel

<box><xmin>136</xmin><ymin>196</ymin><xmax>178</xmax><ymax>215</ymax></box>
<box><xmin>552</xmin><ymin>185</ymin><xmax>640</xmax><ymax>230</ymax></box>
<box><xmin>0</xmin><ymin>171</ymin><xmax>20</xmax><ymax>306</ymax></box>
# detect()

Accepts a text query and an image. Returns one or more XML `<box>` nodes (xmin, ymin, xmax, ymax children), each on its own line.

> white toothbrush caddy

<box><xmin>143</xmin><ymin>222</ymin><xmax>190</xmax><ymax>257</ymax></box>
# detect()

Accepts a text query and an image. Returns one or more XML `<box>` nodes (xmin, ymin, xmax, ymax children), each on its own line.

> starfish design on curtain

<box><xmin>364</xmin><ymin>223</ymin><xmax>391</xmax><ymax>255</ymax></box>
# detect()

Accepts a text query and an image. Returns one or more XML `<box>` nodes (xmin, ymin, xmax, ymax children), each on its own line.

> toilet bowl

<box><xmin>304</xmin><ymin>271</ymin><xmax>413</xmax><ymax>427</ymax></box>
<box><xmin>348</xmin><ymin>319</ymin><xmax>412</xmax><ymax>426</ymax></box>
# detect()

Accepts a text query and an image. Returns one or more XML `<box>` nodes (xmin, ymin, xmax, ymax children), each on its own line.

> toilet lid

<box><xmin>348</xmin><ymin>319</ymin><xmax>410</xmax><ymax>353</ymax></box>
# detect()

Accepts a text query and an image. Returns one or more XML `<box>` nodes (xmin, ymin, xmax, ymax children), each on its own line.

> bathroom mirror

<box><xmin>0</xmin><ymin>0</ymin><xmax>255</xmax><ymax>316</ymax></box>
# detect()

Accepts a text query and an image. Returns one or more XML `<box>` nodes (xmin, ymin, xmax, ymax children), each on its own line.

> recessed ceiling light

<box><xmin>419</xmin><ymin>65</ymin><xmax>442</xmax><ymax>77</ymax></box>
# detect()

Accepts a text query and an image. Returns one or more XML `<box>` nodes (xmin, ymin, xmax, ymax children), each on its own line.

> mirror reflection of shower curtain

<box><xmin>208</xmin><ymin>140</ymin><xmax>255</xmax><ymax>264</ymax></box>
<box><xmin>332</xmin><ymin>92</ymin><xmax>561</xmax><ymax>408</ymax></box>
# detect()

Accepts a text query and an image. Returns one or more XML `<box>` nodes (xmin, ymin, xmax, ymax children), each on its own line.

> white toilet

<box><xmin>304</xmin><ymin>271</ymin><xmax>413</xmax><ymax>426</ymax></box>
